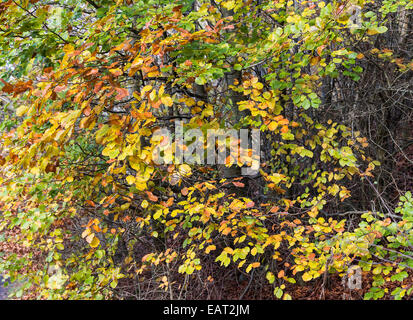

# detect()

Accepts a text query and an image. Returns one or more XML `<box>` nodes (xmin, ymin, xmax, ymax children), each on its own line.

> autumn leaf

<box><xmin>109</xmin><ymin>68</ymin><xmax>123</xmax><ymax>76</ymax></box>
<box><xmin>115</xmin><ymin>87</ymin><xmax>129</xmax><ymax>101</ymax></box>
<box><xmin>146</xmin><ymin>191</ymin><xmax>158</xmax><ymax>202</ymax></box>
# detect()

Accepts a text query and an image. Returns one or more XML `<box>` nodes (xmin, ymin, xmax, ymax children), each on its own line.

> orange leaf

<box><xmin>280</xmin><ymin>125</ymin><xmax>289</xmax><ymax>133</ymax></box>
<box><xmin>232</xmin><ymin>182</ymin><xmax>245</xmax><ymax>187</ymax></box>
<box><xmin>270</xmin><ymin>206</ymin><xmax>279</xmax><ymax>213</ymax></box>
<box><xmin>222</xmin><ymin>227</ymin><xmax>231</xmax><ymax>235</ymax></box>
<box><xmin>163</xmin><ymin>197</ymin><xmax>174</xmax><ymax>207</ymax></box>
<box><xmin>317</xmin><ymin>45</ymin><xmax>326</xmax><ymax>56</ymax></box>
<box><xmin>86</xmin><ymin>200</ymin><xmax>95</xmax><ymax>207</ymax></box>
<box><xmin>146</xmin><ymin>191</ymin><xmax>158</xmax><ymax>202</ymax></box>
<box><xmin>245</xmin><ymin>201</ymin><xmax>255</xmax><ymax>208</ymax></box>
<box><xmin>181</xmin><ymin>188</ymin><xmax>189</xmax><ymax>196</ymax></box>
<box><xmin>115</xmin><ymin>87</ymin><xmax>129</xmax><ymax>101</ymax></box>
<box><xmin>279</xmin><ymin>118</ymin><xmax>289</xmax><ymax>125</ymax></box>
<box><xmin>94</xmin><ymin>81</ymin><xmax>103</xmax><ymax>93</ymax></box>
<box><xmin>54</xmin><ymin>85</ymin><xmax>67</xmax><ymax>93</ymax></box>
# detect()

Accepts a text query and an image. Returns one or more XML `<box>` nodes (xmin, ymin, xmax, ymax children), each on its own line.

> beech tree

<box><xmin>0</xmin><ymin>0</ymin><xmax>412</xmax><ymax>300</ymax></box>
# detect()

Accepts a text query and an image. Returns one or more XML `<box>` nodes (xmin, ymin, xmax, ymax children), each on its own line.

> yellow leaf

<box><xmin>302</xmin><ymin>272</ymin><xmax>312</xmax><ymax>282</ymax></box>
<box><xmin>266</xmin><ymin>272</ymin><xmax>275</xmax><ymax>284</ymax></box>
<box><xmin>367</xmin><ymin>29</ymin><xmax>379</xmax><ymax>35</ymax></box>
<box><xmin>179</xmin><ymin>164</ymin><xmax>192</xmax><ymax>177</ymax></box>
<box><xmin>16</xmin><ymin>105</ymin><xmax>28</xmax><ymax>117</ymax></box>
<box><xmin>149</xmin><ymin>89</ymin><xmax>157</xmax><ymax>101</ymax></box>
<box><xmin>131</xmin><ymin>57</ymin><xmax>143</xmax><ymax>68</ymax></box>
<box><xmin>268</xmin><ymin>121</ymin><xmax>278</xmax><ymax>131</ymax></box>
<box><xmin>263</xmin><ymin>91</ymin><xmax>272</xmax><ymax>100</ymax></box>
<box><xmin>153</xmin><ymin>209</ymin><xmax>162</xmax><ymax>220</ymax></box>
<box><xmin>161</xmin><ymin>96</ymin><xmax>173</xmax><ymax>107</ymax></box>
<box><xmin>90</xmin><ymin>236</ymin><xmax>100</xmax><ymax>248</ymax></box>
<box><xmin>141</xmin><ymin>85</ymin><xmax>153</xmax><ymax>96</ymax></box>
<box><xmin>252</xmin><ymin>82</ymin><xmax>263</xmax><ymax>90</ymax></box>
<box><xmin>222</xmin><ymin>0</ymin><xmax>235</xmax><ymax>10</ymax></box>
<box><xmin>126</xmin><ymin>175</ymin><xmax>135</xmax><ymax>185</ymax></box>
<box><xmin>109</xmin><ymin>68</ymin><xmax>123</xmax><ymax>76</ymax></box>
<box><xmin>251</xmin><ymin>247</ymin><xmax>257</xmax><ymax>256</ymax></box>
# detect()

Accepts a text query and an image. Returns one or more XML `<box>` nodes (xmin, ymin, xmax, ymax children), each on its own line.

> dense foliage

<box><xmin>0</xmin><ymin>0</ymin><xmax>412</xmax><ymax>300</ymax></box>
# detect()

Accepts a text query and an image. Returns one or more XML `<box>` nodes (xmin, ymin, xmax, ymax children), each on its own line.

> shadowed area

<box><xmin>0</xmin><ymin>276</ymin><xmax>9</xmax><ymax>300</ymax></box>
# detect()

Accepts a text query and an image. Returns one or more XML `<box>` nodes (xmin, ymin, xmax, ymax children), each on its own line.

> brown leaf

<box><xmin>115</xmin><ymin>87</ymin><xmax>129</xmax><ymax>101</ymax></box>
